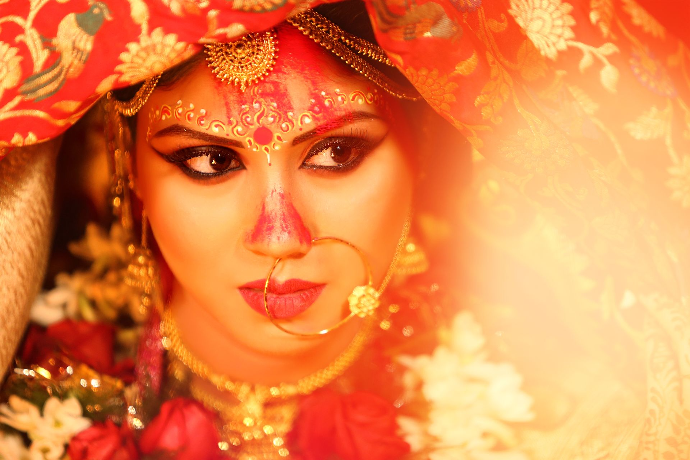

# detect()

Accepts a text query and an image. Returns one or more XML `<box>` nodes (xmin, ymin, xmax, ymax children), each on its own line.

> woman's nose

<box><xmin>244</xmin><ymin>188</ymin><xmax>312</xmax><ymax>259</ymax></box>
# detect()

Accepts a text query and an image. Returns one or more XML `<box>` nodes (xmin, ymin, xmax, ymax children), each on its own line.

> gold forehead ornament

<box><xmin>110</xmin><ymin>11</ymin><xmax>419</xmax><ymax>117</ymax></box>
<box><xmin>204</xmin><ymin>30</ymin><xmax>277</xmax><ymax>92</ymax></box>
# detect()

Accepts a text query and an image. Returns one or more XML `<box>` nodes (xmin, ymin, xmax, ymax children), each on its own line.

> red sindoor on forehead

<box><xmin>218</xmin><ymin>25</ymin><xmax>347</xmax><ymax>116</ymax></box>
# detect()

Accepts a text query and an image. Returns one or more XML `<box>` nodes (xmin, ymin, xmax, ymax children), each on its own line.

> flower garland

<box><xmin>0</xmin><ymin>223</ymin><xmax>535</xmax><ymax>460</ymax></box>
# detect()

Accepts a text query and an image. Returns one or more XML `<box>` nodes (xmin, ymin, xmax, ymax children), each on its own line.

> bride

<box><xmin>1</xmin><ymin>0</ymin><xmax>689</xmax><ymax>459</ymax></box>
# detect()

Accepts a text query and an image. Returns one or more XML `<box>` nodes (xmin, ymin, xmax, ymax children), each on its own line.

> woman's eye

<box><xmin>184</xmin><ymin>151</ymin><xmax>240</xmax><ymax>174</ymax></box>
<box><xmin>158</xmin><ymin>146</ymin><xmax>243</xmax><ymax>178</ymax></box>
<box><xmin>302</xmin><ymin>138</ymin><xmax>372</xmax><ymax>171</ymax></box>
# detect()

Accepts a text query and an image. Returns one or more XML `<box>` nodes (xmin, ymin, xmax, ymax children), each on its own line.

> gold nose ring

<box><xmin>262</xmin><ymin>217</ymin><xmax>410</xmax><ymax>337</ymax></box>
<box><xmin>263</xmin><ymin>236</ymin><xmax>379</xmax><ymax>337</ymax></box>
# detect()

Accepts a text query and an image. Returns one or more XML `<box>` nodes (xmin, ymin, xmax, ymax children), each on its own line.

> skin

<box><xmin>135</xmin><ymin>25</ymin><xmax>413</xmax><ymax>387</ymax></box>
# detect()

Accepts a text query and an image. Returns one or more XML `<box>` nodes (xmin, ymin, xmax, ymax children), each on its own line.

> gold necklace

<box><xmin>163</xmin><ymin>311</ymin><xmax>374</xmax><ymax>459</ymax></box>
<box><xmin>161</xmin><ymin>308</ymin><xmax>374</xmax><ymax>404</ymax></box>
<box><xmin>189</xmin><ymin>379</ymin><xmax>297</xmax><ymax>459</ymax></box>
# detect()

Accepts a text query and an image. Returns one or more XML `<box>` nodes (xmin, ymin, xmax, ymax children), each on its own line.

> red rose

<box><xmin>46</xmin><ymin>319</ymin><xmax>115</xmax><ymax>373</ymax></box>
<box><xmin>68</xmin><ymin>420</ymin><xmax>138</xmax><ymax>460</ymax></box>
<box><xmin>139</xmin><ymin>398</ymin><xmax>222</xmax><ymax>460</ymax></box>
<box><xmin>292</xmin><ymin>390</ymin><xmax>410</xmax><ymax>460</ymax></box>
<box><xmin>21</xmin><ymin>320</ymin><xmax>134</xmax><ymax>381</ymax></box>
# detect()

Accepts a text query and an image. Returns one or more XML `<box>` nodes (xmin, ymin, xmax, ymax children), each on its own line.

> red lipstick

<box><xmin>239</xmin><ymin>279</ymin><xmax>325</xmax><ymax>319</ymax></box>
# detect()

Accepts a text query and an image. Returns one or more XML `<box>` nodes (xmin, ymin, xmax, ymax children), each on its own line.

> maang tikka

<box><xmin>203</xmin><ymin>11</ymin><xmax>420</xmax><ymax>100</ymax></box>
<box><xmin>204</xmin><ymin>30</ymin><xmax>277</xmax><ymax>92</ymax></box>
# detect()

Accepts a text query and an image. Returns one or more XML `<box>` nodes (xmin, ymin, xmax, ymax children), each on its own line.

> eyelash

<box><xmin>157</xmin><ymin>145</ymin><xmax>244</xmax><ymax>179</ymax></box>
<box><xmin>301</xmin><ymin>133</ymin><xmax>375</xmax><ymax>172</ymax></box>
<box><xmin>156</xmin><ymin>129</ymin><xmax>380</xmax><ymax>180</ymax></box>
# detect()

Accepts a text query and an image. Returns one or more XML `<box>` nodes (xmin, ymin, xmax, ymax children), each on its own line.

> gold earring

<box><xmin>124</xmin><ymin>209</ymin><xmax>157</xmax><ymax>320</ymax></box>
<box><xmin>394</xmin><ymin>235</ymin><xmax>429</xmax><ymax>276</ymax></box>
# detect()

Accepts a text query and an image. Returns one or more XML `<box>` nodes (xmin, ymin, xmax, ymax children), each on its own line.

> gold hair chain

<box><xmin>108</xmin><ymin>75</ymin><xmax>160</xmax><ymax>117</ymax></box>
<box><xmin>286</xmin><ymin>11</ymin><xmax>420</xmax><ymax>101</ymax></box>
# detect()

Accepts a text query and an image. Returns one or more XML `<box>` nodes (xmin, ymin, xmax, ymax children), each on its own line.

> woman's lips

<box><xmin>239</xmin><ymin>279</ymin><xmax>325</xmax><ymax>319</ymax></box>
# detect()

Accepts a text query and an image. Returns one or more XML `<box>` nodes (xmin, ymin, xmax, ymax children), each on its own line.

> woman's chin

<box><xmin>213</xmin><ymin>310</ymin><xmax>345</xmax><ymax>356</ymax></box>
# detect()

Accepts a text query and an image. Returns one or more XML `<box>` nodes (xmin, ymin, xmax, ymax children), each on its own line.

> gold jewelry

<box><xmin>204</xmin><ymin>31</ymin><xmax>278</xmax><ymax>92</ymax></box>
<box><xmin>104</xmin><ymin>95</ymin><xmax>158</xmax><ymax>322</ymax></box>
<box><xmin>161</xmin><ymin>308</ymin><xmax>374</xmax><ymax>401</ymax></box>
<box><xmin>287</xmin><ymin>10</ymin><xmax>420</xmax><ymax>101</ymax></box>
<box><xmin>189</xmin><ymin>380</ymin><xmax>296</xmax><ymax>459</ymax></box>
<box><xmin>394</xmin><ymin>236</ymin><xmax>429</xmax><ymax>276</ymax></box>
<box><xmin>107</xmin><ymin>75</ymin><xmax>160</xmax><ymax>117</ymax></box>
<box><xmin>124</xmin><ymin>209</ymin><xmax>157</xmax><ymax>319</ymax></box>
<box><xmin>263</xmin><ymin>217</ymin><xmax>410</xmax><ymax>337</ymax></box>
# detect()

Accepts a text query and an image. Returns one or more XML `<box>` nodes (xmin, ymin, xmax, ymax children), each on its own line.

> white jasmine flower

<box><xmin>0</xmin><ymin>432</ymin><xmax>29</xmax><ymax>460</ymax></box>
<box><xmin>0</xmin><ymin>396</ymin><xmax>41</xmax><ymax>433</ymax></box>
<box><xmin>397</xmin><ymin>311</ymin><xmax>533</xmax><ymax>458</ymax></box>
<box><xmin>397</xmin><ymin>415</ymin><xmax>428</xmax><ymax>452</ymax></box>
<box><xmin>0</xmin><ymin>397</ymin><xmax>91</xmax><ymax>460</ymax></box>
<box><xmin>27</xmin><ymin>438</ymin><xmax>63</xmax><ymax>460</ymax></box>
<box><xmin>485</xmin><ymin>368</ymin><xmax>534</xmax><ymax>423</ymax></box>
<box><xmin>30</xmin><ymin>286</ymin><xmax>73</xmax><ymax>326</ymax></box>
<box><xmin>33</xmin><ymin>397</ymin><xmax>91</xmax><ymax>445</ymax></box>
<box><xmin>449</xmin><ymin>311</ymin><xmax>486</xmax><ymax>357</ymax></box>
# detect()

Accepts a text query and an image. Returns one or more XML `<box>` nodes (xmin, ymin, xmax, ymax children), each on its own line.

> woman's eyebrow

<box><xmin>291</xmin><ymin>111</ymin><xmax>383</xmax><ymax>146</ymax></box>
<box><xmin>150</xmin><ymin>124</ymin><xmax>244</xmax><ymax>148</ymax></box>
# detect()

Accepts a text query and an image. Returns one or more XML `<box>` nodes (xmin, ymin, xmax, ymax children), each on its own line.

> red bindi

<box><xmin>253</xmin><ymin>126</ymin><xmax>273</xmax><ymax>145</ymax></box>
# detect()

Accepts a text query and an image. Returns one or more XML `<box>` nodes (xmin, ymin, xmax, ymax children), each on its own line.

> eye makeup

<box><xmin>146</xmin><ymin>88</ymin><xmax>391</xmax><ymax>165</ymax></box>
<box><xmin>154</xmin><ymin>145</ymin><xmax>244</xmax><ymax>179</ymax></box>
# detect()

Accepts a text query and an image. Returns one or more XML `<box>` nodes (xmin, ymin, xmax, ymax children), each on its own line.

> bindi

<box><xmin>146</xmin><ymin>88</ymin><xmax>390</xmax><ymax>165</ymax></box>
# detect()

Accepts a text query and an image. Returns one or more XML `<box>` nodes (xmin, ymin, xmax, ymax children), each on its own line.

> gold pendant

<box><xmin>220</xmin><ymin>398</ymin><xmax>297</xmax><ymax>459</ymax></box>
<box><xmin>204</xmin><ymin>30</ymin><xmax>278</xmax><ymax>91</ymax></box>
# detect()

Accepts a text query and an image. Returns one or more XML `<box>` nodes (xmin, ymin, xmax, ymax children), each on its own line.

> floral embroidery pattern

<box><xmin>0</xmin><ymin>42</ymin><xmax>22</xmax><ymax>100</ymax></box>
<box><xmin>508</xmin><ymin>0</ymin><xmax>576</xmax><ymax>61</ymax></box>
<box><xmin>666</xmin><ymin>155</ymin><xmax>690</xmax><ymax>208</ymax></box>
<box><xmin>115</xmin><ymin>27</ymin><xmax>193</xmax><ymax>84</ymax></box>
<box><xmin>404</xmin><ymin>67</ymin><xmax>458</xmax><ymax>114</ymax></box>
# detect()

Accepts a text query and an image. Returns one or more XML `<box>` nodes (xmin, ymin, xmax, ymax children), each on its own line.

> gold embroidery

<box><xmin>666</xmin><ymin>156</ymin><xmax>690</xmax><ymax>208</ymax></box>
<box><xmin>475</xmin><ymin>53</ymin><xmax>511</xmax><ymax>123</ymax></box>
<box><xmin>623</xmin><ymin>102</ymin><xmax>678</xmax><ymax>164</ymax></box>
<box><xmin>161</xmin><ymin>0</ymin><xmax>209</xmax><ymax>16</ymax></box>
<box><xmin>51</xmin><ymin>100</ymin><xmax>82</xmax><ymax>112</ymax></box>
<box><xmin>508</xmin><ymin>0</ymin><xmax>576</xmax><ymax>61</ymax></box>
<box><xmin>0</xmin><ymin>42</ymin><xmax>22</xmax><ymax>100</ymax></box>
<box><xmin>226</xmin><ymin>0</ymin><xmax>287</xmax><ymax>13</ymax></box>
<box><xmin>589</xmin><ymin>0</ymin><xmax>614</xmax><ymax>37</ymax></box>
<box><xmin>115</xmin><ymin>27</ymin><xmax>193</xmax><ymax>84</ymax></box>
<box><xmin>500</xmin><ymin>120</ymin><xmax>575</xmax><ymax>173</ymax></box>
<box><xmin>621</xmin><ymin>0</ymin><xmax>665</xmax><ymax>39</ymax></box>
<box><xmin>516</xmin><ymin>40</ymin><xmax>548</xmax><ymax>81</ymax></box>
<box><xmin>9</xmin><ymin>132</ymin><xmax>38</xmax><ymax>147</ymax></box>
<box><xmin>404</xmin><ymin>67</ymin><xmax>457</xmax><ymax>113</ymax></box>
<box><xmin>452</xmin><ymin>51</ymin><xmax>479</xmax><ymax>77</ymax></box>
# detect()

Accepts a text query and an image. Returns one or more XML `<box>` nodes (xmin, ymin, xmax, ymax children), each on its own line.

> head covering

<box><xmin>2</xmin><ymin>0</ymin><xmax>690</xmax><ymax>456</ymax></box>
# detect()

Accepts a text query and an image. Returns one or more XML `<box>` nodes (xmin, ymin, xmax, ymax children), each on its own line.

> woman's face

<box><xmin>135</xmin><ymin>26</ymin><xmax>413</xmax><ymax>357</ymax></box>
